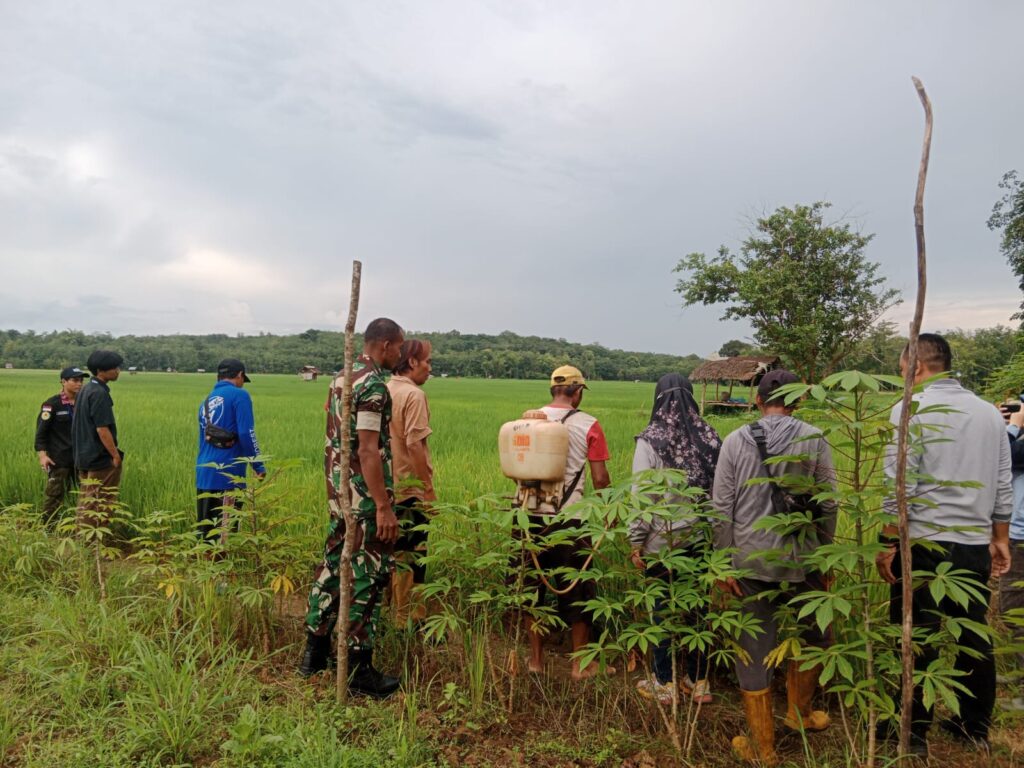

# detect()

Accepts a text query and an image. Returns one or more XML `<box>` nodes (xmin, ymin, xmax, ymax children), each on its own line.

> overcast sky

<box><xmin>1</xmin><ymin>2</ymin><xmax>1021</xmax><ymax>357</ymax></box>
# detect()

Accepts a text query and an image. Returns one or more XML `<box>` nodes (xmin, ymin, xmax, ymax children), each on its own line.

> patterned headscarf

<box><xmin>637</xmin><ymin>373</ymin><xmax>721</xmax><ymax>491</ymax></box>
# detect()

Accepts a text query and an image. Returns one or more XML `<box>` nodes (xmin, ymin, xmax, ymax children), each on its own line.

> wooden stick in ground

<box><xmin>894</xmin><ymin>76</ymin><xmax>932</xmax><ymax>759</ymax></box>
<box><xmin>335</xmin><ymin>260</ymin><xmax>363</xmax><ymax>705</ymax></box>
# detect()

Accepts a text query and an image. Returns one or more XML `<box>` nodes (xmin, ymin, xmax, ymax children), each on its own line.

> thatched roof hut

<box><xmin>690</xmin><ymin>355</ymin><xmax>781</xmax><ymax>412</ymax></box>
<box><xmin>690</xmin><ymin>355</ymin><xmax>780</xmax><ymax>383</ymax></box>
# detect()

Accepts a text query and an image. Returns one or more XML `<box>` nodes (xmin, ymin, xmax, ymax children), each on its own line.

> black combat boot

<box><xmin>349</xmin><ymin>648</ymin><xmax>400</xmax><ymax>699</ymax></box>
<box><xmin>298</xmin><ymin>632</ymin><xmax>332</xmax><ymax>677</ymax></box>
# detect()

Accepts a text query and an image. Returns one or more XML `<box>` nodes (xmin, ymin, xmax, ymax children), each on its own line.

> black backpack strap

<box><xmin>749</xmin><ymin>421</ymin><xmax>787</xmax><ymax>515</ymax></box>
<box><xmin>558</xmin><ymin>409</ymin><xmax>584</xmax><ymax>509</ymax></box>
<box><xmin>749</xmin><ymin>421</ymin><xmax>771</xmax><ymax>468</ymax></box>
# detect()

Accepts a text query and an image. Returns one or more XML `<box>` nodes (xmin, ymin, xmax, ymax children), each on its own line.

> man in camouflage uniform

<box><xmin>299</xmin><ymin>317</ymin><xmax>404</xmax><ymax>699</ymax></box>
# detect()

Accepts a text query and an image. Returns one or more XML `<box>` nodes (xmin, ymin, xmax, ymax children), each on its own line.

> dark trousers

<box><xmin>393</xmin><ymin>498</ymin><xmax>429</xmax><ymax>583</ymax></box>
<box><xmin>518</xmin><ymin>515</ymin><xmax>597</xmax><ymax>627</ymax></box>
<box><xmin>647</xmin><ymin>544</ymin><xmax>708</xmax><ymax>684</ymax></box>
<box><xmin>999</xmin><ymin>539</ymin><xmax>1024</xmax><ymax>671</ymax></box>
<box><xmin>196</xmin><ymin>490</ymin><xmax>242</xmax><ymax>540</ymax></box>
<box><xmin>41</xmin><ymin>466</ymin><xmax>76</xmax><ymax>526</ymax></box>
<box><xmin>890</xmin><ymin>541</ymin><xmax>995</xmax><ymax>738</ymax></box>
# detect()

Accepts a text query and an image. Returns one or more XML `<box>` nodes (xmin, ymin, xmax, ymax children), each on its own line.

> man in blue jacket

<box><xmin>196</xmin><ymin>358</ymin><xmax>265</xmax><ymax>540</ymax></box>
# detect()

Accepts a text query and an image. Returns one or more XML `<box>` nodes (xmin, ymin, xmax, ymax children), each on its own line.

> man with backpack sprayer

<box><xmin>525</xmin><ymin>365</ymin><xmax>612</xmax><ymax>680</ymax></box>
<box><xmin>712</xmin><ymin>369</ymin><xmax>838</xmax><ymax>765</ymax></box>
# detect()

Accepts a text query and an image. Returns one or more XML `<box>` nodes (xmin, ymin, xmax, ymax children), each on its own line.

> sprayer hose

<box><xmin>519</xmin><ymin>496</ymin><xmax>608</xmax><ymax>596</ymax></box>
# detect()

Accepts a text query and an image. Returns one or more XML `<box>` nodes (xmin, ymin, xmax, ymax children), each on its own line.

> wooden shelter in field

<box><xmin>299</xmin><ymin>365</ymin><xmax>321</xmax><ymax>381</ymax></box>
<box><xmin>690</xmin><ymin>355</ymin><xmax>781</xmax><ymax>413</ymax></box>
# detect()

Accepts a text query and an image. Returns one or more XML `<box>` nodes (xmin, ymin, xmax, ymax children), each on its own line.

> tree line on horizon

<box><xmin>0</xmin><ymin>325</ymin><xmax>1017</xmax><ymax>391</ymax></box>
<box><xmin>0</xmin><ymin>328</ymin><xmax>706</xmax><ymax>382</ymax></box>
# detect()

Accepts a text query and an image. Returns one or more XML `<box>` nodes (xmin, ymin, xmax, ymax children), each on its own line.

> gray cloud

<box><xmin>357</xmin><ymin>71</ymin><xmax>502</xmax><ymax>143</ymax></box>
<box><xmin>0</xmin><ymin>1</ymin><xmax>1022</xmax><ymax>357</ymax></box>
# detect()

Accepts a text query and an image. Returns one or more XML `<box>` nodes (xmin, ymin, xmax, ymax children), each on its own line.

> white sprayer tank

<box><xmin>498</xmin><ymin>410</ymin><xmax>568</xmax><ymax>482</ymax></box>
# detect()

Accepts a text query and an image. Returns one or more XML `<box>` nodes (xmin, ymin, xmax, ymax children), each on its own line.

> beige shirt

<box><xmin>386</xmin><ymin>375</ymin><xmax>433</xmax><ymax>502</ymax></box>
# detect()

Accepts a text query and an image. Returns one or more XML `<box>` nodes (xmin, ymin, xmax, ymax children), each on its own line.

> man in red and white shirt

<box><xmin>527</xmin><ymin>365</ymin><xmax>611</xmax><ymax>679</ymax></box>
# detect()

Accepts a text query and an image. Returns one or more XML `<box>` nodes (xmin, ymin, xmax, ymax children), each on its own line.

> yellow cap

<box><xmin>550</xmin><ymin>365</ymin><xmax>587</xmax><ymax>388</ymax></box>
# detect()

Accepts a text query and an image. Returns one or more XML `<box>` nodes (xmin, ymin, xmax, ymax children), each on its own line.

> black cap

<box><xmin>60</xmin><ymin>366</ymin><xmax>89</xmax><ymax>381</ymax></box>
<box><xmin>217</xmin><ymin>358</ymin><xmax>251</xmax><ymax>382</ymax></box>
<box><xmin>86</xmin><ymin>350</ymin><xmax>124</xmax><ymax>375</ymax></box>
<box><xmin>757</xmin><ymin>369</ymin><xmax>801</xmax><ymax>404</ymax></box>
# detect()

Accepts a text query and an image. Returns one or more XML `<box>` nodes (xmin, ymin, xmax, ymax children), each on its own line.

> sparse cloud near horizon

<box><xmin>1</xmin><ymin>1</ymin><xmax>1021</xmax><ymax>357</ymax></box>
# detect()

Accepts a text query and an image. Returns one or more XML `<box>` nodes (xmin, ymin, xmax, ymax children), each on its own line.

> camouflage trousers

<box><xmin>305</xmin><ymin>514</ymin><xmax>394</xmax><ymax>652</ymax></box>
<box><xmin>41</xmin><ymin>466</ymin><xmax>76</xmax><ymax>527</ymax></box>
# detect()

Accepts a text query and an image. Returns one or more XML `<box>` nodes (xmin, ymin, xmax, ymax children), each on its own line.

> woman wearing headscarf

<box><xmin>630</xmin><ymin>373</ymin><xmax>722</xmax><ymax>706</ymax></box>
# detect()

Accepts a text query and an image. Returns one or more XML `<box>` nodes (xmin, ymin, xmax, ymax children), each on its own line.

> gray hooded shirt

<box><xmin>712</xmin><ymin>413</ymin><xmax>837</xmax><ymax>582</ymax></box>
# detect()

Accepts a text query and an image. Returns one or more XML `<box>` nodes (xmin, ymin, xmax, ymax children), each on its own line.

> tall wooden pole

<box><xmin>894</xmin><ymin>77</ymin><xmax>932</xmax><ymax>759</ymax></box>
<box><xmin>335</xmin><ymin>260</ymin><xmax>362</xmax><ymax>704</ymax></box>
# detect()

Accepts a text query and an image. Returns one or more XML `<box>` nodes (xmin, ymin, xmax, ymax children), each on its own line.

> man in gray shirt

<box><xmin>876</xmin><ymin>333</ymin><xmax>1012</xmax><ymax>752</ymax></box>
<box><xmin>713</xmin><ymin>369</ymin><xmax>837</xmax><ymax>765</ymax></box>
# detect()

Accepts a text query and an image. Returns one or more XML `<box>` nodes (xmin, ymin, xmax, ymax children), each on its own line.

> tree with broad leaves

<box><xmin>718</xmin><ymin>339</ymin><xmax>760</xmax><ymax>358</ymax></box>
<box><xmin>988</xmin><ymin>170</ymin><xmax>1024</xmax><ymax>321</ymax></box>
<box><xmin>674</xmin><ymin>202</ymin><xmax>900</xmax><ymax>382</ymax></box>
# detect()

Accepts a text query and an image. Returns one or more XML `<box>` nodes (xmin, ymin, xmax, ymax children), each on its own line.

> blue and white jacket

<box><xmin>196</xmin><ymin>380</ymin><xmax>265</xmax><ymax>490</ymax></box>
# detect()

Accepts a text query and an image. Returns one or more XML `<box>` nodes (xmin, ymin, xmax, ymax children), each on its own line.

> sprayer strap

<box><xmin>558</xmin><ymin>409</ymin><xmax>584</xmax><ymax>509</ymax></box>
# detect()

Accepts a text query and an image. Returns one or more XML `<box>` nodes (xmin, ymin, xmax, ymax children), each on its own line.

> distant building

<box><xmin>197</xmin><ymin>368</ymin><xmax>206</xmax><ymax>373</ymax></box>
<box><xmin>689</xmin><ymin>355</ymin><xmax>781</xmax><ymax>413</ymax></box>
<box><xmin>4</xmin><ymin>363</ymin><xmax>12</xmax><ymax>369</ymax></box>
<box><xmin>299</xmin><ymin>365</ymin><xmax>321</xmax><ymax>381</ymax></box>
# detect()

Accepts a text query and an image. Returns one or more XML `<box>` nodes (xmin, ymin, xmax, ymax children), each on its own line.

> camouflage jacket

<box><xmin>324</xmin><ymin>355</ymin><xmax>393</xmax><ymax>519</ymax></box>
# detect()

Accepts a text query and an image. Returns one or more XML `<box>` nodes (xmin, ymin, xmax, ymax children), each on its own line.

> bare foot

<box><xmin>527</xmin><ymin>658</ymin><xmax>544</xmax><ymax>674</ymax></box>
<box><xmin>571</xmin><ymin>660</ymin><xmax>616</xmax><ymax>680</ymax></box>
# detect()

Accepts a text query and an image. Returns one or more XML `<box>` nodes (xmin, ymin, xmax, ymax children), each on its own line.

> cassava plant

<box><xmin>129</xmin><ymin>457</ymin><xmax>313</xmax><ymax>652</ymax></box>
<box><xmin>416</xmin><ymin>494</ymin><xmax>571</xmax><ymax>713</ymax></box>
<box><xmin>752</xmin><ymin>373</ymin><xmax>998</xmax><ymax>767</ymax></box>
<box><xmin>554</xmin><ymin>469</ymin><xmax>755</xmax><ymax>761</ymax></box>
<box><xmin>57</xmin><ymin>479</ymin><xmax>134</xmax><ymax>601</ymax></box>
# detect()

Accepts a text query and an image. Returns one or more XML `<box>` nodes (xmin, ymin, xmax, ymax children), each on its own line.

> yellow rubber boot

<box><xmin>783</xmin><ymin>661</ymin><xmax>830</xmax><ymax>732</ymax></box>
<box><xmin>732</xmin><ymin>687</ymin><xmax>778</xmax><ymax>766</ymax></box>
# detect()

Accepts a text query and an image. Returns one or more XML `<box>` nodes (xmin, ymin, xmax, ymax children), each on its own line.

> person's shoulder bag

<box><xmin>204</xmin><ymin>397</ymin><xmax>238</xmax><ymax>449</ymax></box>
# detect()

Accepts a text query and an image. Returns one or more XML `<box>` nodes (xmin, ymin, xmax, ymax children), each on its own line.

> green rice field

<box><xmin>0</xmin><ymin>368</ymin><xmax>753</xmax><ymax>522</ymax></box>
<box><xmin>4</xmin><ymin>368</ymin><xmax>1024</xmax><ymax>767</ymax></box>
